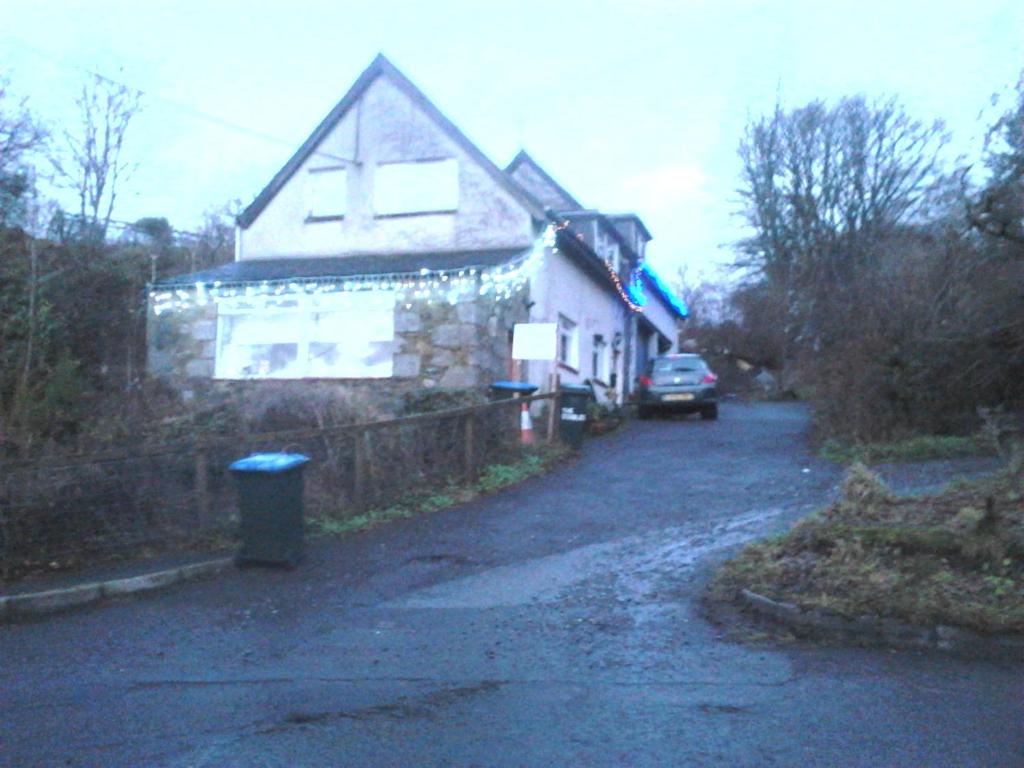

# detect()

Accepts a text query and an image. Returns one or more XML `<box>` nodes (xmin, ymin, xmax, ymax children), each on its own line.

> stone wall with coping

<box><xmin>146</xmin><ymin>287</ymin><xmax>528</xmax><ymax>417</ymax></box>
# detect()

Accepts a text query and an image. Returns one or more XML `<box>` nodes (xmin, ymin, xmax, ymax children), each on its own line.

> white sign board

<box><xmin>512</xmin><ymin>323</ymin><xmax>557</xmax><ymax>361</ymax></box>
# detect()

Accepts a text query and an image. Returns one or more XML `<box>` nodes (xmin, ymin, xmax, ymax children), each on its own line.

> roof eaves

<box><xmin>155</xmin><ymin>248</ymin><xmax>529</xmax><ymax>287</ymax></box>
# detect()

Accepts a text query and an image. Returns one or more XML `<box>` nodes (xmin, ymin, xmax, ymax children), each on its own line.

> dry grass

<box><xmin>819</xmin><ymin>435</ymin><xmax>992</xmax><ymax>465</ymax></box>
<box><xmin>709</xmin><ymin>461</ymin><xmax>1024</xmax><ymax>634</ymax></box>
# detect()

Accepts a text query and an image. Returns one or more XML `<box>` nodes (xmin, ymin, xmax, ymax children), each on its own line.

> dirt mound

<box><xmin>709</xmin><ymin>463</ymin><xmax>1024</xmax><ymax>634</ymax></box>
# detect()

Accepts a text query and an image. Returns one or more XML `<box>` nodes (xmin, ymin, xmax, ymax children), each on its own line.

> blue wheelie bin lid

<box><xmin>489</xmin><ymin>380</ymin><xmax>539</xmax><ymax>395</ymax></box>
<box><xmin>229</xmin><ymin>453</ymin><xmax>310</xmax><ymax>473</ymax></box>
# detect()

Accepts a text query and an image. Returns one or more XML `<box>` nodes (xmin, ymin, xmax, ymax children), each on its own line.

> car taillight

<box><xmin>638</xmin><ymin>375</ymin><xmax>653</xmax><ymax>387</ymax></box>
<box><xmin>701</xmin><ymin>372</ymin><xmax>718</xmax><ymax>384</ymax></box>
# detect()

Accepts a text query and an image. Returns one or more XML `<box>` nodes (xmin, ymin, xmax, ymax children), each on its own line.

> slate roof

<box><xmin>558</xmin><ymin>209</ymin><xmax>640</xmax><ymax>261</ymax></box>
<box><xmin>505</xmin><ymin>150</ymin><xmax>584</xmax><ymax>211</ymax></box>
<box><xmin>156</xmin><ymin>249</ymin><xmax>529</xmax><ymax>287</ymax></box>
<box><xmin>237</xmin><ymin>54</ymin><xmax>546</xmax><ymax>228</ymax></box>
<box><xmin>606</xmin><ymin>213</ymin><xmax>653</xmax><ymax>242</ymax></box>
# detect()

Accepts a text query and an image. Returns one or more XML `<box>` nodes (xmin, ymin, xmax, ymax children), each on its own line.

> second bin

<box><xmin>558</xmin><ymin>383</ymin><xmax>594</xmax><ymax>449</ymax></box>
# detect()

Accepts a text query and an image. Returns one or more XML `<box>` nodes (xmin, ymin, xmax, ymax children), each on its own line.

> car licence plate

<box><xmin>664</xmin><ymin>393</ymin><xmax>694</xmax><ymax>402</ymax></box>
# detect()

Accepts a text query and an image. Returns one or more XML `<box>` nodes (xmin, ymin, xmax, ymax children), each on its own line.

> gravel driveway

<box><xmin>1</xmin><ymin>402</ymin><xmax>1021</xmax><ymax>767</ymax></box>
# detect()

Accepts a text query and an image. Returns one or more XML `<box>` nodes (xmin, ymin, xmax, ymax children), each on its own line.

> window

<box><xmin>558</xmin><ymin>314</ymin><xmax>578</xmax><ymax>370</ymax></box>
<box><xmin>652</xmin><ymin>356</ymin><xmax>706</xmax><ymax>374</ymax></box>
<box><xmin>307</xmin><ymin>167</ymin><xmax>347</xmax><ymax>219</ymax></box>
<box><xmin>215</xmin><ymin>291</ymin><xmax>395</xmax><ymax>379</ymax></box>
<box><xmin>374</xmin><ymin>158</ymin><xmax>458</xmax><ymax>216</ymax></box>
<box><xmin>591</xmin><ymin>335</ymin><xmax>608</xmax><ymax>382</ymax></box>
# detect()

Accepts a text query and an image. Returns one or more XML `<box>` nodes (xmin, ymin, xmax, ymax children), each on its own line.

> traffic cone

<box><xmin>520</xmin><ymin>401</ymin><xmax>535</xmax><ymax>445</ymax></box>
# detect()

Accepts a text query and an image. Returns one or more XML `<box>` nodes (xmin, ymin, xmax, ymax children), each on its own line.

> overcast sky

<box><xmin>2</xmin><ymin>0</ymin><xmax>1022</xmax><ymax>278</ymax></box>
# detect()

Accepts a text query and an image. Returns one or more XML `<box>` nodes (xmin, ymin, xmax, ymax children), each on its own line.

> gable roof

<box><xmin>237</xmin><ymin>54</ymin><xmax>546</xmax><ymax>228</ymax></box>
<box><xmin>505</xmin><ymin>150</ymin><xmax>584</xmax><ymax>211</ymax></box>
<box><xmin>504</xmin><ymin>154</ymin><xmax>650</xmax><ymax>266</ymax></box>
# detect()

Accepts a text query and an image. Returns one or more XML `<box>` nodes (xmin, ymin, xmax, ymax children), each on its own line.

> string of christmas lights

<box><xmin>150</xmin><ymin>225</ymin><xmax>554</xmax><ymax>316</ymax></box>
<box><xmin>603</xmin><ymin>259</ymin><xmax>644</xmax><ymax>313</ymax></box>
<box><xmin>147</xmin><ymin>221</ymin><xmax>685</xmax><ymax>321</ymax></box>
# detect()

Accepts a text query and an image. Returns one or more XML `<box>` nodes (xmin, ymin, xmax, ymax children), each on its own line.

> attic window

<box><xmin>307</xmin><ymin>166</ymin><xmax>347</xmax><ymax>220</ymax></box>
<box><xmin>374</xmin><ymin>158</ymin><xmax>458</xmax><ymax>216</ymax></box>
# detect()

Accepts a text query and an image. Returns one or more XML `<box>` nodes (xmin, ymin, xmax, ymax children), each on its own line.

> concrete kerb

<box><xmin>1</xmin><ymin>557</ymin><xmax>234</xmax><ymax>622</ymax></box>
<box><xmin>739</xmin><ymin>588</ymin><xmax>1024</xmax><ymax>661</ymax></box>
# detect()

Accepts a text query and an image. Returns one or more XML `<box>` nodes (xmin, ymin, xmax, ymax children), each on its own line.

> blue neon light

<box><xmin>640</xmin><ymin>262</ymin><xmax>689</xmax><ymax>318</ymax></box>
<box><xmin>626</xmin><ymin>270</ymin><xmax>647</xmax><ymax>307</ymax></box>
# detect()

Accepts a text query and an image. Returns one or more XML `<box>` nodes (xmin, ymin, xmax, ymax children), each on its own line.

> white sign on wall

<box><xmin>374</xmin><ymin>159</ymin><xmax>459</xmax><ymax>215</ymax></box>
<box><xmin>512</xmin><ymin>322</ymin><xmax>557</xmax><ymax>361</ymax></box>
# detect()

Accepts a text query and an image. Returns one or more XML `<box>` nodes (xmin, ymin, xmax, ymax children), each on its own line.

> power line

<box><xmin>1</xmin><ymin>36</ymin><xmax>354</xmax><ymax>165</ymax></box>
<box><xmin>107</xmin><ymin>217</ymin><xmax>208</xmax><ymax>241</ymax></box>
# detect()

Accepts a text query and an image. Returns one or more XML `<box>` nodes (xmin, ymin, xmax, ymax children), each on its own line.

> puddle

<box><xmin>406</xmin><ymin>554</ymin><xmax>475</xmax><ymax>566</ymax></box>
<box><xmin>263</xmin><ymin>680</ymin><xmax>506</xmax><ymax>732</ymax></box>
<box><xmin>388</xmin><ymin>508</ymin><xmax>784</xmax><ymax>610</ymax></box>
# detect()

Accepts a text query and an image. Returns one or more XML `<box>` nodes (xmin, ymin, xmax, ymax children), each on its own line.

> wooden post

<box><xmin>464</xmin><ymin>413</ymin><xmax>477</xmax><ymax>481</ymax></box>
<box><xmin>194</xmin><ymin>441</ymin><xmax>211</xmax><ymax>528</ymax></box>
<box><xmin>547</xmin><ymin>373</ymin><xmax>561</xmax><ymax>444</ymax></box>
<box><xmin>548</xmin><ymin>392</ymin><xmax>561</xmax><ymax>444</ymax></box>
<box><xmin>353</xmin><ymin>428</ymin><xmax>369</xmax><ymax>507</ymax></box>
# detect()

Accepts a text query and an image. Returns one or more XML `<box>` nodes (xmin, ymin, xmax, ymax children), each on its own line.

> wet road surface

<box><xmin>2</xmin><ymin>402</ymin><xmax>1021</xmax><ymax>767</ymax></box>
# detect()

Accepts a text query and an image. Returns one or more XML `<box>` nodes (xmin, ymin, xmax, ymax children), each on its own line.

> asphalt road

<box><xmin>2</xmin><ymin>403</ymin><xmax>1021</xmax><ymax>767</ymax></box>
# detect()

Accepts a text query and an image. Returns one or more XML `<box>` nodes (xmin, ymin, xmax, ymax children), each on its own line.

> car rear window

<box><xmin>651</xmin><ymin>357</ymin><xmax>706</xmax><ymax>373</ymax></box>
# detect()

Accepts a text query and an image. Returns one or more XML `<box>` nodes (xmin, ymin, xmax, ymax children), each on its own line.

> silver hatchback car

<box><xmin>636</xmin><ymin>354</ymin><xmax>718</xmax><ymax>420</ymax></box>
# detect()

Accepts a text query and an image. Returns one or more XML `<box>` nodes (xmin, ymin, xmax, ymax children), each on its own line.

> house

<box><xmin>147</xmin><ymin>54</ymin><xmax>686</xmax><ymax>414</ymax></box>
<box><xmin>505</xmin><ymin>153</ymin><xmax>687</xmax><ymax>395</ymax></box>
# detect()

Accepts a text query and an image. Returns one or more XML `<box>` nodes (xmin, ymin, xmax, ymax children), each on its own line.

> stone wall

<box><xmin>146</xmin><ymin>286</ymin><xmax>528</xmax><ymax>418</ymax></box>
<box><xmin>147</xmin><ymin>298</ymin><xmax>219</xmax><ymax>380</ymax></box>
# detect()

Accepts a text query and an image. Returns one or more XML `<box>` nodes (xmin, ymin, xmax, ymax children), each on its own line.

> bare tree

<box><xmin>967</xmin><ymin>72</ymin><xmax>1024</xmax><ymax>247</ymax></box>
<box><xmin>0</xmin><ymin>74</ymin><xmax>47</xmax><ymax>228</ymax></box>
<box><xmin>675</xmin><ymin>265</ymin><xmax>732</xmax><ymax>328</ymax></box>
<box><xmin>190</xmin><ymin>201</ymin><xmax>239</xmax><ymax>272</ymax></box>
<box><xmin>735</xmin><ymin>96</ymin><xmax>949</xmax><ymax>345</ymax></box>
<box><xmin>52</xmin><ymin>73</ymin><xmax>141</xmax><ymax>241</ymax></box>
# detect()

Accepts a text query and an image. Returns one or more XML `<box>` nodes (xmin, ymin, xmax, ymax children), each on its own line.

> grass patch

<box><xmin>476</xmin><ymin>453</ymin><xmax>549</xmax><ymax>492</ymax></box>
<box><xmin>308</xmin><ymin>445</ymin><xmax>570</xmax><ymax>538</ymax></box>
<box><xmin>819</xmin><ymin>434</ymin><xmax>992</xmax><ymax>465</ymax></box>
<box><xmin>708</xmin><ymin>461</ymin><xmax>1024</xmax><ymax>634</ymax></box>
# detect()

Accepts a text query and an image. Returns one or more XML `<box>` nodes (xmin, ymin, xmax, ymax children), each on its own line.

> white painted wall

<box><xmin>526</xmin><ymin>247</ymin><xmax>630</xmax><ymax>401</ymax></box>
<box><xmin>641</xmin><ymin>289</ymin><xmax>679</xmax><ymax>353</ymax></box>
<box><xmin>239</xmin><ymin>75</ymin><xmax>536</xmax><ymax>259</ymax></box>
